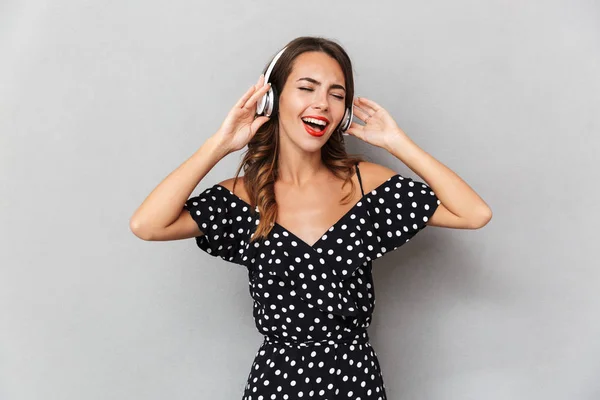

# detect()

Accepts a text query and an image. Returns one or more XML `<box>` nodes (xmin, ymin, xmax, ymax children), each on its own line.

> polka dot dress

<box><xmin>183</xmin><ymin>163</ymin><xmax>440</xmax><ymax>399</ymax></box>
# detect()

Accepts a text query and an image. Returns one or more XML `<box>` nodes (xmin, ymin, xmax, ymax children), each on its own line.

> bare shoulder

<box><xmin>355</xmin><ymin>161</ymin><xmax>400</xmax><ymax>192</ymax></box>
<box><xmin>217</xmin><ymin>176</ymin><xmax>251</xmax><ymax>203</ymax></box>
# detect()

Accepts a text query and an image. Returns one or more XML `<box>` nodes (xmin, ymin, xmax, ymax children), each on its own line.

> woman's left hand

<box><xmin>345</xmin><ymin>97</ymin><xmax>410</xmax><ymax>150</ymax></box>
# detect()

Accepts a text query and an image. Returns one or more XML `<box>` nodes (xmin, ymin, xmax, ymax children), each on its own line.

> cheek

<box><xmin>336</xmin><ymin>103</ymin><xmax>348</xmax><ymax>122</ymax></box>
<box><xmin>278</xmin><ymin>95</ymin><xmax>293</xmax><ymax>113</ymax></box>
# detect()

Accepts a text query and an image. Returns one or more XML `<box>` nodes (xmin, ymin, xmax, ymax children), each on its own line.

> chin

<box><xmin>280</xmin><ymin>121</ymin><xmax>332</xmax><ymax>147</ymax></box>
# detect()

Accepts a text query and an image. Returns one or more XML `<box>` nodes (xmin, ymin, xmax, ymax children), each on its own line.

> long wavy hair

<box><xmin>231</xmin><ymin>36</ymin><xmax>367</xmax><ymax>242</ymax></box>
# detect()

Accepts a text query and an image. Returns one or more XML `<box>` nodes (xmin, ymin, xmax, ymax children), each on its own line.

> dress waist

<box><xmin>263</xmin><ymin>329</ymin><xmax>370</xmax><ymax>348</ymax></box>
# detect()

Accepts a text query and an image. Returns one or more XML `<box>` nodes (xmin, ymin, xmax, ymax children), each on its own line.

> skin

<box><xmin>275</xmin><ymin>51</ymin><xmax>348</xmax><ymax>187</ymax></box>
<box><xmin>269</xmin><ymin>51</ymin><xmax>366</xmax><ymax>245</ymax></box>
<box><xmin>215</xmin><ymin>52</ymin><xmax>492</xmax><ymax>246</ymax></box>
<box><xmin>219</xmin><ymin>50</ymin><xmax>479</xmax><ymax>246</ymax></box>
<box><xmin>130</xmin><ymin>49</ymin><xmax>491</xmax><ymax>242</ymax></box>
<box><xmin>221</xmin><ymin>52</ymin><xmax>372</xmax><ymax>245</ymax></box>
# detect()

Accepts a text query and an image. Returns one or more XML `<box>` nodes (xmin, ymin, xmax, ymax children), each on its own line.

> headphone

<box><xmin>255</xmin><ymin>46</ymin><xmax>354</xmax><ymax>135</ymax></box>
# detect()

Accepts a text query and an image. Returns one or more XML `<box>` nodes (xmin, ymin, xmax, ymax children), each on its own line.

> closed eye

<box><xmin>299</xmin><ymin>87</ymin><xmax>344</xmax><ymax>100</ymax></box>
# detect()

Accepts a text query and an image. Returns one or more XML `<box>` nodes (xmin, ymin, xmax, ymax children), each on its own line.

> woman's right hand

<box><xmin>215</xmin><ymin>74</ymin><xmax>273</xmax><ymax>154</ymax></box>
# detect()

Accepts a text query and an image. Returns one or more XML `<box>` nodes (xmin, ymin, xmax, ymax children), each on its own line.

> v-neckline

<box><xmin>214</xmin><ymin>184</ymin><xmax>363</xmax><ymax>249</ymax></box>
<box><xmin>213</xmin><ymin>174</ymin><xmax>397</xmax><ymax>250</ymax></box>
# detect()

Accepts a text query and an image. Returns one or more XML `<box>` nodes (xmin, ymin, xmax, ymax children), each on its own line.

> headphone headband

<box><xmin>264</xmin><ymin>46</ymin><xmax>287</xmax><ymax>85</ymax></box>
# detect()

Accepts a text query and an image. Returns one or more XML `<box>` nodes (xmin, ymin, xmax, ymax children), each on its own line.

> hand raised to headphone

<box><xmin>216</xmin><ymin>74</ymin><xmax>272</xmax><ymax>154</ymax></box>
<box><xmin>345</xmin><ymin>97</ymin><xmax>411</xmax><ymax>151</ymax></box>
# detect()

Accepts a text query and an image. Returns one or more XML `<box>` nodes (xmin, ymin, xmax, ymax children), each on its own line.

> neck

<box><xmin>276</xmin><ymin>134</ymin><xmax>327</xmax><ymax>188</ymax></box>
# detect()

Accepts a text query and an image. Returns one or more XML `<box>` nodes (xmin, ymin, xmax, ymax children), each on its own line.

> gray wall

<box><xmin>2</xmin><ymin>0</ymin><xmax>599</xmax><ymax>399</ymax></box>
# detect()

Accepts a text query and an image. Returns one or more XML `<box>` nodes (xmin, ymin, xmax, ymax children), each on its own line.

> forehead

<box><xmin>288</xmin><ymin>51</ymin><xmax>344</xmax><ymax>84</ymax></box>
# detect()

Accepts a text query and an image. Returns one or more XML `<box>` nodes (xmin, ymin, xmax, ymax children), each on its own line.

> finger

<box><xmin>235</xmin><ymin>85</ymin><xmax>257</xmax><ymax>108</ymax></box>
<box><xmin>243</xmin><ymin>82</ymin><xmax>271</xmax><ymax>110</ymax></box>
<box><xmin>352</xmin><ymin>104</ymin><xmax>371</xmax><ymax>122</ymax></box>
<box><xmin>354</xmin><ymin>97</ymin><xmax>376</xmax><ymax>114</ymax></box>
<box><xmin>246</xmin><ymin>81</ymin><xmax>271</xmax><ymax>108</ymax></box>
<box><xmin>354</xmin><ymin>97</ymin><xmax>375</xmax><ymax>115</ymax></box>
<box><xmin>250</xmin><ymin>115</ymin><xmax>270</xmax><ymax>135</ymax></box>
<box><xmin>356</xmin><ymin>97</ymin><xmax>381</xmax><ymax>113</ymax></box>
<box><xmin>253</xmin><ymin>73</ymin><xmax>266</xmax><ymax>93</ymax></box>
<box><xmin>349</xmin><ymin>121</ymin><xmax>363</xmax><ymax>131</ymax></box>
<box><xmin>345</xmin><ymin>121</ymin><xmax>364</xmax><ymax>138</ymax></box>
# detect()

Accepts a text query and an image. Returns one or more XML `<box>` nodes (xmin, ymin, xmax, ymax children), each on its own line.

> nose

<box><xmin>312</xmin><ymin>90</ymin><xmax>330</xmax><ymax>111</ymax></box>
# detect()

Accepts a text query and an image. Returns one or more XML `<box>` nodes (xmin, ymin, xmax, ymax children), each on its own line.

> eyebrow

<box><xmin>296</xmin><ymin>77</ymin><xmax>346</xmax><ymax>92</ymax></box>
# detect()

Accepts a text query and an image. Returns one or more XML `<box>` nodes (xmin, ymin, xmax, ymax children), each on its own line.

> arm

<box><xmin>385</xmin><ymin>134</ymin><xmax>492</xmax><ymax>229</ymax></box>
<box><xmin>129</xmin><ymin>135</ymin><xmax>229</xmax><ymax>240</ymax></box>
<box><xmin>349</xmin><ymin>96</ymin><xmax>491</xmax><ymax>230</ymax></box>
<box><xmin>129</xmin><ymin>73</ymin><xmax>272</xmax><ymax>241</ymax></box>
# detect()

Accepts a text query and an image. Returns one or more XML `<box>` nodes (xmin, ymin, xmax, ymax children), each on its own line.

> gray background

<box><xmin>1</xmin><ymin>0</ymin><xmax>599</xmax><ymax>399</ymax></box>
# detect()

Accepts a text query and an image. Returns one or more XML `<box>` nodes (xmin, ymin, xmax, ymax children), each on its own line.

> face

<box><xmin>277</xmin><ymin>51</ymin><xmax>347</xmax><ymax>147</ymax></box>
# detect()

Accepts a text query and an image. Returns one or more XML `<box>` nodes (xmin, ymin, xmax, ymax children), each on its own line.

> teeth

<box><xmin>301</xmin><ymin>117</ymin><xmax>327</xmax><ymax>126</ymax></box>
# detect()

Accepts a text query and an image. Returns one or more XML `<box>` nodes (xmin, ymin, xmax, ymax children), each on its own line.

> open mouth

<box><xmin>301</xmin><ymin>117</ymin><xmax>329</xmax><ymax>134</ymax></box>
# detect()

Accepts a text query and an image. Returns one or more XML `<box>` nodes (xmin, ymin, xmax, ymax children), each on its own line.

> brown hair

<box><xmin>231</xmin><ymin>36</ymin><xmax>367</xmax><ymax>242</ymax></box>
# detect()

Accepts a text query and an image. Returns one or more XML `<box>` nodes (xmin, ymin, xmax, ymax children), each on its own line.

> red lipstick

<box><xmin>302</xmin><ymin>115</ymin><xmax>330</xmax><ymax>124</ymax></box>
<box><xmin>301</xmin><ymin>115</ymin><xmax>330</xmax><ymax>137</ymax></box>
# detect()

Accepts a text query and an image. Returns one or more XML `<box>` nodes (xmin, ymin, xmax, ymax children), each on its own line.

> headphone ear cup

<box><xmin>339</xmin><ymin>106</ymin><xmax>353</xmax><ymax>132</ymax></box>
<box><xmin>261</xmin><ymin>86</ymin><xmax>279</xmax><ymax>117</ymax></box>
<box><xmin>256</xmin><ymin>90</ymin><xmax>268</xmax><ymax>116</ymax></box>
<box><xmin>269</xmin><ymin>86</ymin><xmax>279</xmax><ymax>117</ymax></box>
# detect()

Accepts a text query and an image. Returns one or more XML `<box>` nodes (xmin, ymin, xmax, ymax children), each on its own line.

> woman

<box><xmin>130</xmin><ymin>36</ymin><xmax>492</xmax><ymax>399</ymax></box>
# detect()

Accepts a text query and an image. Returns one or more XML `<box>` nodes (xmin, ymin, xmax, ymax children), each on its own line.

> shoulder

<box><xmin>355</xmin><ymin>161</ymin><xmax>400</xmax><ymax>193</ymax></box>
<box><xmin>218</xmin><ymin>164</ymin><xmax>399</xmax><ymax>200</ymax></box>
<box><xmin>217</xmin><ymin>176</ymin><xmax>251</xmax><ymax>203</ymax></box>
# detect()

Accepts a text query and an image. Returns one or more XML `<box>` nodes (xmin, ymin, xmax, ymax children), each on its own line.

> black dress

<box><xmin>184</xmin><ymin>163</ymin><xmax>440</xmax><ymax>400</ymax></box>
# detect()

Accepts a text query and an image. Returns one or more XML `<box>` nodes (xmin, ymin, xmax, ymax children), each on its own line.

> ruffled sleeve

<box><xmin>362</xmin><ymin>174</ymin><xmax>440</xmax><ymax>260</ymax></box>
<box><xmin>183</xmin><ymin>184</ymin><xmax>254</xmax><ymax>267</ymax></box>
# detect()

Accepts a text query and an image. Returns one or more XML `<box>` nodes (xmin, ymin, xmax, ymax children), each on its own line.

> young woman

<box><xmin>130</xmin><ymin>36</ymin><xmax>491</xmax><ymax>400</ymax></box>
